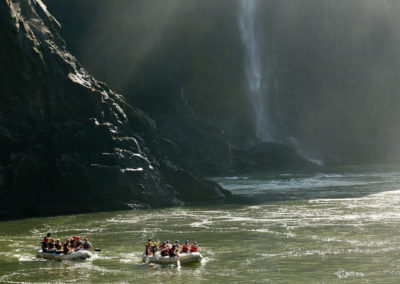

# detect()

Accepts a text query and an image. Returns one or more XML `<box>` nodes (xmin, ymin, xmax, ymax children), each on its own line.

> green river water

<box><xmin>2</xmin><ymin>166</ymin><xmax>400</xmax><ymax>283</ymax></box>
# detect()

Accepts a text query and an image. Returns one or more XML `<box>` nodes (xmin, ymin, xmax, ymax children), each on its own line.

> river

<box><xmin>1</xmin><ymin>165</ymin><xmax>400</xmax><ymax>283</ymax></box>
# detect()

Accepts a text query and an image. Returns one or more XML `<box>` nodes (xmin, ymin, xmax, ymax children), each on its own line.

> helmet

<box><xmin>84</xmin><ymin>238</ymin><xmax>88</xmax><ymax>241</ymax></box>
<box><xmin>175</xmin><ymin>240</ymin><xmax>180</xmax><ymax>243</ymax></box>
<box><xmin>148</xmin><ymin>237</ymin><xmax>152</xmax><ymax>241</ymax></box>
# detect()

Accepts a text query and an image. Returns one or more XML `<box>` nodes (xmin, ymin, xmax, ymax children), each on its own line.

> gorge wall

<box><xmin>0</xmin><ymin>0</ymin><xmax>229</xmax><ymax>219</ymax></box>
<box><xmin>43</xmin><ymin>0</ymin><xmax>400</xmax><ymax>167</ymax></box>
<box><xmin>2</xmin><ymin>0</ymin><xmax>399</xmax><ymax>218</ymax></box>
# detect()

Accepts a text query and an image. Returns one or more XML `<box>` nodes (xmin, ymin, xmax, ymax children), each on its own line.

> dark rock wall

<box><xmin>43</xmin><ymin>0</ymin><xmax>400</xmax><ymax>166</ymax></box>
<box><xmin>0</xmin><ymin>0</ymin><xmax>229</xmax><ymax>219</ymax></box>
<box><xmin>41</xmin><ymin>0</ymin><xmax>253</xmax><ymax>175</ymax></box>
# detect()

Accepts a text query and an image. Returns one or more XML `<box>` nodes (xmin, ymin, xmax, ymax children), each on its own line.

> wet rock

<box><xmin>15</xmin><ymin>153</ymin><xmax>48</xmax><ymax>188</ymax></box>
<box><xmin>162</xmin><ymin>165</ymin><xmax>231</xmax><ymax>201</ymax></box>
<box><xmin>156</xmin><ymin>115</ymin><xmax>231</xmax><ymax>175</ymax></box>
<box><xmin>0</xmin><ymin>127</ymin><xmax>18</xmax><ymax>163</ymax></box>
<box><xmin>0</xmin><ymin>0</ymin><xmax>228</xmax><ymax>219</ymax></box>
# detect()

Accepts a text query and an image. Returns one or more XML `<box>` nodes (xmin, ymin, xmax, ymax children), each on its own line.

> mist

<box><xmin>44</xmin><ymin>0</ymin><xmax>400</xmax><ymax>165</ymax></box>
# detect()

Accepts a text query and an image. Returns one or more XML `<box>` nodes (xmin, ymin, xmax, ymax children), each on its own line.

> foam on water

<box><xmin>2</xmin><ymin>166</ymin><xmax>400</xmax><ymax>283</ymax></box>
<box><xmin>335</xmin><ymin>269</ymin><xmax>365</xmax><ymax>279</ymax></box>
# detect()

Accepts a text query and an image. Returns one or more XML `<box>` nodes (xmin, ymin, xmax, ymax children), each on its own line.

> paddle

<box><xmin>94</xmin><ymin>248</ymin><xmax>102</xmax><ymax>252</ymax></box>
<box><xmin>177</xmin><ymin>259</ymin><xmax>181</xmax><ymax>270</ymax></box>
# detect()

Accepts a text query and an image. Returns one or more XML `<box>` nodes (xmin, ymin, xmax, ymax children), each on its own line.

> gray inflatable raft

<box><xmin>36</xmin><ymin>248</ymin><xmax>91</xmax><ymax>260</ymax></box>
<box><xmin>142</xmin><ymin>252</ymin><xmax>202</xmax><ymax>265</ymax></box>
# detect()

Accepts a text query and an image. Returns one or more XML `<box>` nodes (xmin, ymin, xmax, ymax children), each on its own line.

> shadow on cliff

<box><xmin>0</xmin><ymin>0</ymin><xmax>230</xmax><ymax>220</ymax></box>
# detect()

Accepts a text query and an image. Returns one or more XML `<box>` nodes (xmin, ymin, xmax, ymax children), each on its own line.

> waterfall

<box><xmin>238</xmin><ymin>1</ymin><xmax>323</xmax><ymax>165</ymax></box>
<box><xmin>238</xmin><ymin>0</ymin><xmax>275</xmax><ymax>141</ymax></box>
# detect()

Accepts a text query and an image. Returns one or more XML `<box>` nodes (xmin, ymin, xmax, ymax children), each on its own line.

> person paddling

<box><xmin>54</xmin><ymin>239</ymin><xmax>63</xmax><ymax>254</ymax></box>
<box><xmin>151</xmin><ymin>241</ymin><xmax>159</xmax><ymax>255</ymax></box>
<box><xmin>181</xmin><ymin>240</ymin><xmax>190</xmax><ymax>253</ymax></box>
<box><xmin>69</xmin><ymin>237</ymin><xmax>75</xmax><ymax>249</ymax></box>
<box><xmin>63</xmin><ymin>239</ymin><xmax>72</xmax><ymax>254</ymax></box>
<box><xmin>48</xmin><ymin>238</ymin><xmax>56</xmax><ymax>252</ymax></box>
<box><xmin>145</xmin><ymin>238</ymin><xmax>152</xmax><ymax>256</ymax></box>
<box><xmin>41</xmin><ymin>237</ymin><xmax>50</xmax><ymax>253</ymax></box>
<box><xmin>82</xmin><ymin>238</ymin><xmax>92</xmax><ymax>250</ymax></box>
<box><xmin>169</xmin><ymin>244</ymin><xmax>179</xmax><ymax>257</ymax></box>
<box><xmin>160</xmin><ymin>242</ymin><xmax>169</xmax><ymax>257</ymax></box>
<box><xmin>190</xmin><ymin>241</ymin><xmax>200</xmax><ymax>252</ymax></box>
<box><xmin>73</xmin><ymin>236</ymin><xmax>83</xmax><ymax>250</ymax></box>
<box><xmin>54</xmin><ymin>239</ymin><xmax>62</xmax><ymax>250</ymax></box>
<box><xmin>43</xmin><ymin>232</ymin><xmax>51</xmax><ymax>242</ymax></box>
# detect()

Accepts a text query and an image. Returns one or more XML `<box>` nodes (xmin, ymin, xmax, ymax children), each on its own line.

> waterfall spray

<box><xmin>238</xmin><ymin>0</ymin><xmax>323</xmax><ymax>164</ymax></box>
<box><xmin>238</xmin><ymin>0</ymin><xmax>275</xmax><ymax>141</ymax></box>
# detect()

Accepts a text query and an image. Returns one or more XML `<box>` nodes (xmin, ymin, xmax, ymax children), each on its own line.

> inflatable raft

<box><xmin>36</xmin><ymin>248</ymin><xmax>91</xmax><ymax>260</ymax></box>
<box><xmin>142</xmin><ymin>252</ymin><xmax>202</xmax><ymax>265</ymax></box>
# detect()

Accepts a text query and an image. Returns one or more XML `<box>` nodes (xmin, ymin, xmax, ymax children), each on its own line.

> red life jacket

<box><xmin>181</xmin><ymin>245</ymin><xmax>189</xmax><ymax>252</ymax></box>
<box><xmin>190</xmin><ymin>247</ymin><xmax>198</xmax><ymax>252</ymax></box>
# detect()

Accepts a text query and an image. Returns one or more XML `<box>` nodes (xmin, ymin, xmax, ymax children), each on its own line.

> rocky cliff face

<box><xmin>0</xmin><ymin>0</ymin><xmax>230</xmax><ymax>219</ymax></box>
<box><xmin>43</xmin><ymin>0</ymin><xmax>400</xmax><ymax>167</ymax></box>
<box><xmin>41</xmin><ymin>0</ymin><xmax>314</xmax><ymax>175</ymax></box>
